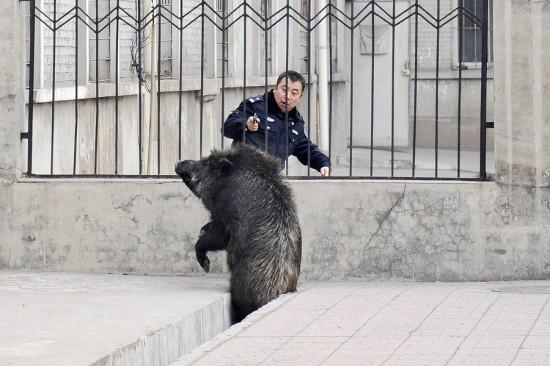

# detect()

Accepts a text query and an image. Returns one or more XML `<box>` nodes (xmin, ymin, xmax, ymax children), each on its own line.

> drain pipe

<box><xmin>317</xmin><ymin>0</ymin><xmax>329</xmax><ymax>153</ymax></box>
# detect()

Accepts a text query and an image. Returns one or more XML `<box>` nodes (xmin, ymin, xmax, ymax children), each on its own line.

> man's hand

<box><xmin>320</xmin><ymin>166</ymin><xmax>331</xmax><ymax>177</ymax></box>
<box><xmin>245</xmin><ymin>115</ymin><xmax>260</xmax><ymax>132</ymax></box>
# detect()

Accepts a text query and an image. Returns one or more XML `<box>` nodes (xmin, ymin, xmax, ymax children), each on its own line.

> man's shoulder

<box><xmin>246</xmin><ymin>94</ymin><xmax>265</xmax><ymax>104</ymax></box>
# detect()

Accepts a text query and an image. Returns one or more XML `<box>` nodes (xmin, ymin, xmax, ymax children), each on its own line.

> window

<box><xmin>88</xmin><ymin>0</ymin><xmax>111</xmax><ymax>82</ymax></box>
<box><xmin>159</xmin><ymin>0</ymin><xmax>173</xmax><ymax>78</ymax></box>
<box><xmin>458</xmin><ymin>0</ymin><xmax>493</xmax><ymax>67</ymax></box>
<box><xmin>23</xmin><ymin>1</ymin><xmax>31</xmax><ymax>87</ymax></box>
<box><xmin>299</xmin><ymin>0</ymin><xmax>309</xmax><ymax>74</ymax></box>
<box><xmin>259</xmin><ymin>0</ymin><xmax>273</xmax><ymax>75</ymax></box>
<box><xmin>216</xmin><ymin>0</ymin><xmax>229</xmax><ymax>77</ymax></box>
<box><xmin>330</xmin><ymin>8</ymin><xmax>338</xmax><ymax>72</ymax></box>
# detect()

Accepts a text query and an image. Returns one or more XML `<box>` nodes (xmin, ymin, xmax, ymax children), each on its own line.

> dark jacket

<box><xmin>223</xmin><ymin>90</ymin><xmax>331</xmax><ymax>171</ymax></box>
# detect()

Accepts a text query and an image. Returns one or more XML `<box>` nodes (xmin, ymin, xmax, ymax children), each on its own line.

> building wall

<box><xmin>409</xmin><ymin>0</ymin><xmax>495</xmax><ymax>150</ymax></box>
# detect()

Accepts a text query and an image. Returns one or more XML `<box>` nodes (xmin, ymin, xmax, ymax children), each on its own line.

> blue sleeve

<box><xmin>293</xmin><ymin>132</ymin><xmax>331</xmax><ymax>172</ymax></box>
<box><xmin>223</xmin><ymin>99</ymin><xmax>255</xmax><ymax>141</ymax></box>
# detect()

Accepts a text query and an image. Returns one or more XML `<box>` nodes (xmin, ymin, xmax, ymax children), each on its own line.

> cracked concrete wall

<box><xmin>1</xmin><ymin>180</ymin><xmax>550</xmax><ymax>281</ymax></box>
<box><xmin>295</xmin><ymin>181</ymin><xmax>550</xmax><ymax>281</ymax></box>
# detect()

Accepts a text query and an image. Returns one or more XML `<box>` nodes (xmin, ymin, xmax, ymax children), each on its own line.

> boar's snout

<box><xmin>175</xmin><ymin>160</ymin><xmax>193</xmax><ymax>180</ymax></box>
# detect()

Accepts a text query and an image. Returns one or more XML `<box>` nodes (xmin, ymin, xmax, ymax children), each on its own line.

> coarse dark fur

<box><xmin>175</xmin><ymin>145</ymin><xmax>302</xmax><ymax>323</ymax></box>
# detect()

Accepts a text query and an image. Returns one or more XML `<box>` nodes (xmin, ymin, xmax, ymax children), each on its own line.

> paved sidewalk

<box><xmin>176</xmin><ymin>281</ymin><xmax>550</xmax><ymax>366</ymax></box>
<box><xmin>0</xmin><ymin>271</ymin><xmax>231</xmax><ymax>366</ymax></box>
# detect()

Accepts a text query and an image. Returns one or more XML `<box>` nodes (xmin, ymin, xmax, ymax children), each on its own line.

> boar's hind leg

<box><xmin>195</xmin><ymin>221</ymin><xmax>229</xmax><ymax>273</ymax></box>
<box><xmin>230</xmin><ymin>297</ymin><xmax>258</xmax><ymax>324</ymax></box>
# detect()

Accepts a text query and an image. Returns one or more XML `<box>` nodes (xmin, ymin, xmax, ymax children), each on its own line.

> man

<box><xmin>223</xmin><ymin>70</ymin><xmax>331</xmax><ymax>176</ymax></box>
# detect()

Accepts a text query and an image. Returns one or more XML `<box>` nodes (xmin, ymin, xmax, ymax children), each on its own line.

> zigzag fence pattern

<box><xmin>22</xmin><ymin>0</ymin><xmax>492</xmax><ymax>179</ymax></box>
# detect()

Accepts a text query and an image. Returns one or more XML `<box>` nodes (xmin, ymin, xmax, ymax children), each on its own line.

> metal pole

<box><xmin>27</xmin><ymin>0</ymin><xmax>36</xmax><ymax>175</ymax></box>
<box><xmin>479</xmin><ymin>0</ymin><xmax>489</xmax><ymax>179</ymax></box>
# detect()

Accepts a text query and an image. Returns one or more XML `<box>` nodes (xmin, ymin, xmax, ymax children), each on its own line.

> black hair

<box><xmin>276</xmin><ymin>70</ymin><xmax>305</xmax><ymax>93</ymax></box>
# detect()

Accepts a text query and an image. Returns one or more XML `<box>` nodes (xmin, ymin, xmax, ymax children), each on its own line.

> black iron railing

<box><xmin>22</xmin><ymin>0</ymin><xmax>493</xmax><ymax>180</ymax></box>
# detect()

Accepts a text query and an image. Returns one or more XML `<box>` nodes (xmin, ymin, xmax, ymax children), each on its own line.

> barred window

<box><xmin>259</xmin><ymin>0</ymin><xmax>273</xmax><ymax>76</ymax></box>
<box><xmin>216</xmin><ymin>0</ymin><xmax>229</xmax><ymax>77</ymax></box>
<box><xmin>159</xmin><ymin>0</ymin><xmax>173</xmax><ymax>78</ymax></box>
<box><xmin>330</xmin><ymin>5</ymin><xmax>338</xmax><ymax>72</ymax></box>
<box><xmin>23</xmin><ymin>1</ymin><xmax>31</xmax><ymax>87</ymax></box>
<box><xmin>459</xmin><ymin>0</ymin><xmax>493</xmax><ymax>66</ymax></box>
<box><xmin>299</xmin><ymin>0</ymin><xmax>309</xmax><ymax>74</ymax></box>
<box><xmin>88</xmin><ymin>0</ymin><xmax>111</xmax><ymax>82</ymax></box>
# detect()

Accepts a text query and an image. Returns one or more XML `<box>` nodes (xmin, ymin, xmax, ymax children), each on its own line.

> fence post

<box><xmin>479</xmin><ymin>0</ymin><xmax>489</xmax><ymax>180</ymax></box>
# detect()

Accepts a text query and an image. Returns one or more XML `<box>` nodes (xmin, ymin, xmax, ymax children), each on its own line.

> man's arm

<box><xmin>223</xmin><ymin>99</ymin><xmax>256</xmax><ymax>140</ymax></box>
<box><xmin>293</xmin><ymin>133</ymin><xmax>331</xmax><ymax>174</ymax></box>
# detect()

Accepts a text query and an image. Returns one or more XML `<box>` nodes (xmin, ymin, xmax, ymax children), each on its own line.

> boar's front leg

<box><xmin>195</xmin><ymin>221</ymin><xmax>229</xmax><ymax>273</ymax></box>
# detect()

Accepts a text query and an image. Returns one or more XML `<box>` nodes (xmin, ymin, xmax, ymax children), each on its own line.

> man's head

<box><xmin>273</xmin><ymin>70</ymin><xmax>305</xmax><ymax>113</ymax></box>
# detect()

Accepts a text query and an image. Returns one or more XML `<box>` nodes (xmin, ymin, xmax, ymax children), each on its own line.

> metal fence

<box><xmin>22</xmin><ymin>0</ymin><xmax>493</xmax><ymax>180</ymax></box>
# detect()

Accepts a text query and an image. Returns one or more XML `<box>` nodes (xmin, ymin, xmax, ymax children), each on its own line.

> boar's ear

<box><xmin>218</xmin><ymin>157</ymin><xmax>234</xmax><ymax>174</ymax></box>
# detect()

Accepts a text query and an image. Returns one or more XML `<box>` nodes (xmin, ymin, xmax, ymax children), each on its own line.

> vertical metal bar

<box><xmin>328</xmin><ymin>0</ymin><xmax>333</xmax><ymax>162</ymax></box>
<box><xmin>157</xmin><ymin>2</ymin><xmax>161</xmax><ymax>175</ymax></box>
<box><xmin>369</xmin><ymin>1</ymin><xmax>376</xmax><ymax>177</ymax></box>
<box><xmin>306</xmin><ymin>0</ymin><xmax>311</xmax><ymax>176</ymax></box>
<box><xmin>220</xmin><ymin>0</ymin><xmax>227</xmax><ymax>150</ymax></box>
<box><xmin>73</xmin><ymin>1</ymin><xmax>79</xmax><ymax>175</ymax></box>
<box><xmin>434</xmin><ymin>0</ymin><xmax>440</xmax><ymax>178</ymax></box>
<box><xmin>27</xmin><ymin>0</ymin><xmax>36</xmax><ymax>175</ymax></box>
<box><xmin>457</xmin><ymin>0</ymin><xmax>463</xmax><ymax>178</ymax></box>
<box><xmin>178</xmin><ymin>0</ymin><xmax>183</xmax><ymax>159</ymax></box>
<box><xmin>115</xmin><ymin>0</ymin><xmax>120</xmax><ymax>174</ymax></box>
<box><xmin>412</xmin><ymin>0</ymin><xmax>418</xmax><ymax>178</ymax></box>
<box><xmin>284</xmin><ymin>0</ymin><xmax>289</xmax><ymax>176</ymax></box>
<box><xmin>51</xmin><ymin>0</ymin><xmax>58</xmax><ymax>175</ymax></box>
<box><xmin>479</xmin><ymin>0</ymin><xmax>489</xmax><ymax>179</ymax></box>
<box><xmin>391</xmin><ymin>0</ymin><xmax>396</xmax><ymax>177</ymax></box>
<box><xmin>199</xmin><ymin>0</ymin><xmax>205</xmax><ymax>157</ymax></box>
<box><xmin>241</xmin><ymin>0</ymin><xmax>247</xmax><ymax>144</ymax></box>
<box><xmin>94</xmin><ymin>0</ymin><xmax>99</xmax><ymax>174</ymax></box>
<box><xmin>263</xmin><ymin>0</ymin><xmax>269</xmax><ymax>153</ymax></box>
<box><xmin>138</xmin><ymin>0</ymin><xmax>143</xmax><ymax>174</ymax></box>
<box><xmin>349</xmin><ymin>0</ymin><xmax>354</xmax><ymax>176</ymax></box>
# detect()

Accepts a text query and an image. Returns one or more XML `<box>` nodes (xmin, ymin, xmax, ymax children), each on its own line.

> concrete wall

<box><xmin>2</xmin><ymin>179</ymin><xmax>550</xmax><ymax>282</ymax></box>
<box><xmin>2</xmin><ymin>0</ymin><xmax>550</xmax><ymax>282</ymax></box>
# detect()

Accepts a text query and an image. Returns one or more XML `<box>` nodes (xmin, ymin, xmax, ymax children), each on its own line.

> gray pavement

<box><xmin>3</xmin><ymin>271</ymin><xmax>550</xmax><ymax>366</ymax></box>
<box><xmin>176</xmin><ymin>281</ymin><xmax>550</xmax><ymax>366</ymax></box>
<box><xmin>0</xmin><ymin>271</ymin><xmax>231</xmax><ymax>366</ymax></box>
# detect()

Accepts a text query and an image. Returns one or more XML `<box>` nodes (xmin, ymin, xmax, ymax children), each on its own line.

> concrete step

<box><xmin>0</xmin><ymin>271</ymin><xmax>231</xmax><ymax>366</ymax></box>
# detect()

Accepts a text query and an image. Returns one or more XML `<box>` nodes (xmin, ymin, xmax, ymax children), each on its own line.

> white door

<box><xmin>351</xmin><ymin>0</ymin><xmax>410</xmax><ymax>149</ymax></box>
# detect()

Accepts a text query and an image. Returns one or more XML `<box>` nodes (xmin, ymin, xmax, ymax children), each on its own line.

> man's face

<box><xmin>273</xmin><ymin>77</ymin><xmax>303</xmax><ymax>113</ymax></box>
